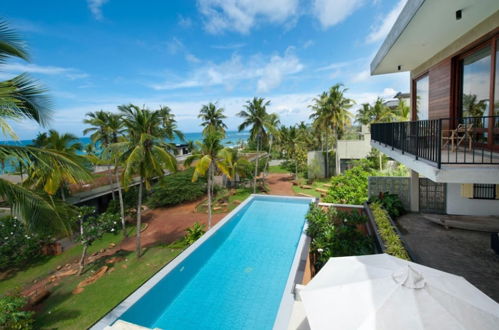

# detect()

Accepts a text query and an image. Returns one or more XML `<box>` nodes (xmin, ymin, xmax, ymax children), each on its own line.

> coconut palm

<box><xmin>218</xmin><ymin>148</ymin><xmax>251</xmax><ymax>190</ymax></box>
<box><xmin>158</xmin><ymin>106</ymin><xmax>185</xmax><ymax>142</ymax></box>
<box><xmin>184</xmin><ymin>131</ymin><xmax>226</xmax><ymax>229</ymax></box>
<box><xmin>0</xmin><ymin>20</ymin><xmax>91</xmax><ymax>232</ymax></box>
<box><xmin>199</xmin><ymin>103</ymin><xmax>227</xmax><ymax>137</ymax></box>
<box><xmin>310</xmin><ymin>84</ymin><xmax>353</xmax><ymax>177</ymax></box>
<box><xmin>395</xmin><ymin>99</ymin><xmax>410</xmax><ymax>121</ymax></box>
<box><xmin>110</xmin><ymin>104</ymin><xmax>177</xmax><ymax>257</ymax></box>
<box><xmin>263</xmin><ymin>113</ymin><xmax>280</xmax><ymax>177</ymax></box>
<box><xmin>237</xmin><ymin>97</ymin><xmax>276</xmax><ymax>192</ymax></box>
<box><xmin>26</xmin><ymin>130</ymin><xmax>86</xmax><ymax>200</ymax></box>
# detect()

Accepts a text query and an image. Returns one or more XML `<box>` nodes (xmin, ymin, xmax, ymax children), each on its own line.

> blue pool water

<box><xmin>118</xmin><ymin>196</ymin><xmax>311</xmax><ymax>330</ymax></box>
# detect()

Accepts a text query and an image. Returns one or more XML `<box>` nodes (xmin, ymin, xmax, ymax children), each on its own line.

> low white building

<box><xmin>335</xmin><ymin>125</ymin><xmax>372</xmax><ymax>175</ymax></box>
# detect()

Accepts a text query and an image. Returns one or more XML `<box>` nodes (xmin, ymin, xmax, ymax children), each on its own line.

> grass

<box><xmin>35</xmin><ymin>244</ymin><xmax>182</xmax><ymax>329</ymax></box>
<box><xmin>291</xmin><ymin>178</ymin><xmax>331</xmax><ymax>199</ymax></box>
<box><xmin>196</xmin><ymin>188</ymin><xmax>253</xmax><ymax>214</ymax></box>
<box><xmin>268</xmin><ymin>165</ymin><xmax>290</xmax><ymax>174</ymax></box>
<box><xmin>0</xmin><ymin>232</ymin><xmax>125</xmax><ymax>295</ymax></box>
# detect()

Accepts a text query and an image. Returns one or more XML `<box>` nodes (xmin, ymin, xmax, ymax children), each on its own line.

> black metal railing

<box><xmin>371</xmin><ymin>116</ymin><xmax>499</xmax><ymax>168</ymax></box>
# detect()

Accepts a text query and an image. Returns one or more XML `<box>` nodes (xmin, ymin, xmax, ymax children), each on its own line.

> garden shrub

<box><xmin>0</xmin><ymin>217</ymin><xmax>44</xmax><ymax>272</ymax></box>
<box><xmin>306</xmin><ymin>204</ymin><xmax>373</xmax><ymax>270</ymax></box>
<box><xmin>369</xmin><ymin>192</ymin><xmax>406</xmax><ymax>218</ymax></box>
<box><xmin>370</xmin><ymin>202</ymin><xmax>410</xmax><ymax>260</ymax></box>
<box><xmin>0</xmin><ymin>295</ymin><xmax>34</xmax><ymax>329</ymax></box>
<box><xmin>146</xmin><ymin>168</ymin><xmax>207</xmax><ymax>208</ymax></box>
<box><xmin>184</xmin><ymin>222</ymin><xmax>206</xmax><ymax>245</ymax></box>
<box><xmin>323</xmin><ymin>160</ymin><xmax>377</xmax><ymax>205</ymax></box>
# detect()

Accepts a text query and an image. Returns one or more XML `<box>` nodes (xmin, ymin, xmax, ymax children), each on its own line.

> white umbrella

<box><xmin>299</xmin><ymin>254</ymin><xmax>499</xmax><ymax>330</ymax></box>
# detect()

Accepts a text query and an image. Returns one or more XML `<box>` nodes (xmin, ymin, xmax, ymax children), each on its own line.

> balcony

<box><xmin>370</xmin><ymin>116</ymin><xmax>499</xmax><ymax>184</ymax></box>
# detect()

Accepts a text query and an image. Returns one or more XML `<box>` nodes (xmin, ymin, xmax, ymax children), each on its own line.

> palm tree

<box><xmin>237</xmin><ymin>97</ymin><xmax>275</xmax><ymax>192</ymax></box>
<box><xmin>199</xmin><ymin>103</ymin><xmax>227</xmax><ymax>137</ymax></box>
<box><xmin>263</xmin><ymin>113</ymin><xmax>280</xmax><ymax>178</ymax></box>
<box><xmin>218</xmin><ymin>148</ymin><xmax>251</xmax><ymax>190</ymax></box>
<box><xmin>395</xmin><ymin>99</ymin><xmax>410</xmax><ymax>121</ymax></box>
<box><xmin>0</xmin><ymin>20</ymin><xmax>91</xmax><ymax>232</ymax></box>
<box><xmin>184</xmin><ymin>131</ymin><xmax>226</xmax><ymax>229</ymax></box>
<box><xmin>27</xmin><ymin>130</ymin><xmax>86</xmax><ymax>201</ymax></box>
<box><xmin>158</xmin><ymin>106</ymin><xmax>185</xmax><ymax>141</ymax></box>
<box><xmin>309</xmin><ymin>84</ymin><xmax>353</xmax><ymax>177</ymax></box>
<box><xmin>111</xmin><ymin>104</ymin><xmax>177</xmax><ymax>257</ymax></box>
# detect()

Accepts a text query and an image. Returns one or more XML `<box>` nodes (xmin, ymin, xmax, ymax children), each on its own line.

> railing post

<box><xmin>415</xmin><ymin>121</ymin><xmax>419</xmax><ymax>160</ymax></box>
<box><xmin>437</xmin><ymin>119</ymin><xmax>442</xmax><ymax>169</ymax></box>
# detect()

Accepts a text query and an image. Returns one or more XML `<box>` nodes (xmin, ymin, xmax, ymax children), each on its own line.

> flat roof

<box><xmin>371</xmin><ymin>0</ymin><xmax>499</xmax><ymax>75</ymax></box>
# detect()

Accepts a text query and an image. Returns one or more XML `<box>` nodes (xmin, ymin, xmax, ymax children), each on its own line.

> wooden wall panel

<box><xmin>428</xmin><ymin>58</ymin><xmax>452</xmax><ymax>120</ymax></box>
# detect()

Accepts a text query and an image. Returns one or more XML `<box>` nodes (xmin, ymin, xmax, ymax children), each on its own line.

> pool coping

<box><xmin>91</xmin><ymin>194</ymin><xmax>314</xmax><ymax>330</ymax></box>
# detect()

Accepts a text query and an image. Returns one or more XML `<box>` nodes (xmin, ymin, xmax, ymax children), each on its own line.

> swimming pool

<box><xmin>93</xmin><ymin>195</ymin><xmax>313</xmax><ymax>330</ymax></box>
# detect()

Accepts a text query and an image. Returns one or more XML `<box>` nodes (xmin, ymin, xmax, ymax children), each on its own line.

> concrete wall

<box><xmin>307</xmin><ymin>151</ymin><xmax>325</xmax><ymax>179</ymax></box>
<box><xmin>335</xmin><ymin>126</ymin><xmax>372</xmax><ymax>174</ymax></box>
<box><xmin>368</xmin><ymin>176</ymin><xmax>411</xmax><ymax>210</ymax></box>
<box><xmin>446</xmin><ymin>183</ymin><xmax>499</xmax><ymax>216</ymax></box>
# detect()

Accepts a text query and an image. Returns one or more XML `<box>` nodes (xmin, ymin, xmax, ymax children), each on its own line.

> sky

<box><xmin>2</xmin><ymin>0</ymin><xmax>409</xmax><ymax>140</ymax></box>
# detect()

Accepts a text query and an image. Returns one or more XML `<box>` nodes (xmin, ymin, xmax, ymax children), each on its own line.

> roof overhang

<box><xmin>371</xmin><ymin>0</ymin><xmax>499</xmax><ymax>75</ymax></box>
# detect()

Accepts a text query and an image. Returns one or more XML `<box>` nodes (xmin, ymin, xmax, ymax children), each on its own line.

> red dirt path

<box><xmin>120</xmin><ymin>173</ymin><xmax>295</xmax><ymax>250</ymax></box>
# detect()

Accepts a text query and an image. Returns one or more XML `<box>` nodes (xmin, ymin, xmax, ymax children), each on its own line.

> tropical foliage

<box><xmin>0</xmin><ymin>216</ymin><xmax>44</xmax><ymax>271</ymax></box>
<box><xmin>0</xmin><ymin>20</ymin><xmax>90</xmax><ymax>233</ymax></box>
<box><xmin>0</xmin><ymin>295</ymin><xmax>34</xmax><ymax>329</ymax></box>
<box><xmin>309</xmin><ymin>84</ymin><xmax>353</xmax><ymax>177</ymax></box>
<box><xmin>238</xmin><ymin>97</ymin><xmax>276</xmax><ymax>191</ymax></box>
<box><xmin>306</xmin><ymin>204</ymin><xmax>373</xmax><ymax>271</ymax></box>
<box><xmin>184</xmin><ymin>222</ymin><xmax>206</xmax><ymax>245</ymax></box>
<box><xmin>146</xmin><ymin>168</ymin><xmax>207</xmax><ymax>208</ymax></box>
<box><xmin>369</xmin><ymin>202</ymin><xmax>410</xmax><ymax>260</ymax></box>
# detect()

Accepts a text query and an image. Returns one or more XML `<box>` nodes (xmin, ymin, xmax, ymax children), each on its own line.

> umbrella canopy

<box><xmin>299</xmin><ymin>254</ymin><xmax>499</xmax><ymax>330</ymax></box>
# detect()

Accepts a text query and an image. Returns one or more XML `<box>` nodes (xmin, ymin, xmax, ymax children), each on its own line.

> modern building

<box><xmin>335</xmin><ymin>125</ymin><xmax>372</xmax><ymax>174</ymax></box>
<box><xmin>370</xmin><ymin>0</ymin><xmax>499</xmax><ymax>216</ymax></box>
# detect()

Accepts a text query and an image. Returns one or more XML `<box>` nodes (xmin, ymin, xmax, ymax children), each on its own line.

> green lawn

<box><xmin>35</xmin><ymin>244</ymin><xmax>182</xmax><ymax>329</ymax></box>
<box><xmin>291</xmin><ymin>179</ymin><xmax>331</xmax><ymax>199</ymax></box>
<box><xmin>268</xmin><ymin>165</ymin><xmax>290</xmax><ymax>174</ymax></box>
<box><xmin>0</xmin><ymin>232</ymin><xmax>125</xmax><ymax>295</ymax></box>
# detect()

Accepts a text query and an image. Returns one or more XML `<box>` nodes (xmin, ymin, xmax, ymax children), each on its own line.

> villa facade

<box><xmin>370</xmin><ymin>0</ymin><xmax>499</xmax><ymax>216</ymax></box>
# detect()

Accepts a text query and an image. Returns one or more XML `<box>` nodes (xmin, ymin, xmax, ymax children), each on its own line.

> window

<box><xmin>414</xmin><ymin>75</ymin><xmax>429</xmax><ymax>120</ymax></box>
<box><xmin>473</xmin><ymin>184</ymin><xmax>496</xmax><ymax>199</ymax></box>
<box><xmin>460</xmin><ymin>46</ymin><xmax>491</xmax><ymax>118</ymax></box>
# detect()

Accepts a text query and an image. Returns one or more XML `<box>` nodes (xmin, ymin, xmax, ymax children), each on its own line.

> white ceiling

<box><xmin>371</xmin><ymin>0</ymin><xmax>499</xmax><ymax>75</ymax></box>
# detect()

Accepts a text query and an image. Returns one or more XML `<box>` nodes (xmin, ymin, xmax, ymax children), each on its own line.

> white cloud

<box><xmin>178</xmin><ymin>15</ymin><xmax>193</xmax><ymax>28</ymax></box>
<box><xmin>2</xmin><ymin>63</ymin><xmax>89</xmax><ymax>80</ymax></box>
<box><xmin>151</xmin><ymin>49</ymin><xmax>303</xmax><ymax>93</ymax></box>
<box><xmin>350</xmin><ymin>69</ymin><xmax>370</xmax><ymax>83</ymax></box>
<box><xmin>197</xmin><ymin>0</ymin><xmax>299</xmax><ymax>34</ymax></box>
<box><xmin>257</xmin><ymin>51</ymin><xmax>303</xmax><ymax>92</ymax></box>
<box><xmin>185</xmin><ymin>53</ymin><xmax>201</xmax><ymax>63</ymax></box>
<box><xmin>211</xmin><ymin>43</ymin><xmax>246</xmax><ymax>50</ymax></box>
<box><xmin>303</xmin><ymin>40</ymin><xmax>315</xmax><ymax>49</ymax></box>
<box><xmin>366</xmin><ymin>0</ymin><xmax>406</xmax><ymax>44</ymax></box>
<box><xmin>312</xmin><ymin>0</ymin><xmax>364</xmax><ymax>29</ymax></box>
<box><xmin>87</xmin><ymin>0</ymin><xmax>109</xmax><ymax>20</ymax></box>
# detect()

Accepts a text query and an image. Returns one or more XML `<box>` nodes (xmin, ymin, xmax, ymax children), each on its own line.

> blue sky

<box><xmin>2</xmin><ymin>0</ymin><xmax>408</xmax><ymax>140</ymax></box>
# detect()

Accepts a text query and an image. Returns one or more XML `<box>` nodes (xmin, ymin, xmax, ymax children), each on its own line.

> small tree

<box><xmin>0</xmin><ymin>295</ymin><xmax>34</xmax><ymax>330</ymax></box>
<box><xmin>73</xmin><ymin>207</ymin><xmax>119</xmax><ymax>275</ymax></box>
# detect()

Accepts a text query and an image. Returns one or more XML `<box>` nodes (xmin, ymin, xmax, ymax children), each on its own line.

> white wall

<box><xmin>446</xmin><ymin>183</ymin><xmax>499</xmax><ymax>216</ymax></box>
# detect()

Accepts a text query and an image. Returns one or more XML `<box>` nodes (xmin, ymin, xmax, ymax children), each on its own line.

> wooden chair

<box><xmin>442</xmin><ymin>123</ymin><xmax>473</xmax><ymax>152</ymax></box>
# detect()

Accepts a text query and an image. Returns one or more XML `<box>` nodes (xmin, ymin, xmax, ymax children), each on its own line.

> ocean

<box><xmin>0</xmin><ymin>130</ymin><xmax>250</xmax><ymax>173</ymax></box>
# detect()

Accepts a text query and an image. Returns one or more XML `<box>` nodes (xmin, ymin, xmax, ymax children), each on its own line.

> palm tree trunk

<box><xmin>295</xmin><ymin>158</ymin><xmax>298</xmax><ymax>180</ymax></box>
<box><xmin>264</xmin><ymin>137</ymin><xmax>273</xmax><ymax>180</ymax></box>
<box><xmin>115</xmin><ymin>170</ymin><xmax>126</xmax><ymax>237</ymax></box>
<box><xmin>254</xmin><ymin>137</ymin><xmax>260</xmax><ymax>193</ymax></box>
<box><xmin>207</xmin><ymin>163</ymin><xmax>213</xmax><ymax>229</ymax></box>
<box><xmin>108</xmin><ymin>165</ymin><xmax>115</xmax><ymax>200</ymax></box>
<box><xmin>325</xmin><ymin>130</ymin><xmax>329</xmax><ymax>178</ymax></box>
<box><xmin>78</xmin><ymin>245</ymin><xmax>88</xmax><ymax>276</ymax></box>
<box><xmin>136</xmin><ymin>177</ymin><xmax>143</xmax><ymax>258</ymax></box>
<box><xmin>61</xmin><ymin>185</ymin><xmax>66</xmax><ymax>201</ymax></box>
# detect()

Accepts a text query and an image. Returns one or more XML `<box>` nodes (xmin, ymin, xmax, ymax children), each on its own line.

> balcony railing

<box><xmin>371</xmin><ymin>116</ymin><xmax>499</xmax><ymax>168</ymax></box>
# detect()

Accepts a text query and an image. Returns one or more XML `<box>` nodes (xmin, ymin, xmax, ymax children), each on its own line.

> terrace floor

<box><xmin>439</xmin><ymin>147</ymin><xmax>499</xmax><ymax>164</ymax></box>
<box><xmin>397</xmin><ymin>213</ymin><xmax>499</xmax><ymax>302</ymax></box>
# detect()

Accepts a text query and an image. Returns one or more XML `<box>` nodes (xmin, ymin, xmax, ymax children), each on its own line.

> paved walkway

<box><xmin>397</xmin><ymin>213</ymin><xmax>499</xmax><ymax>302</ymax></box>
